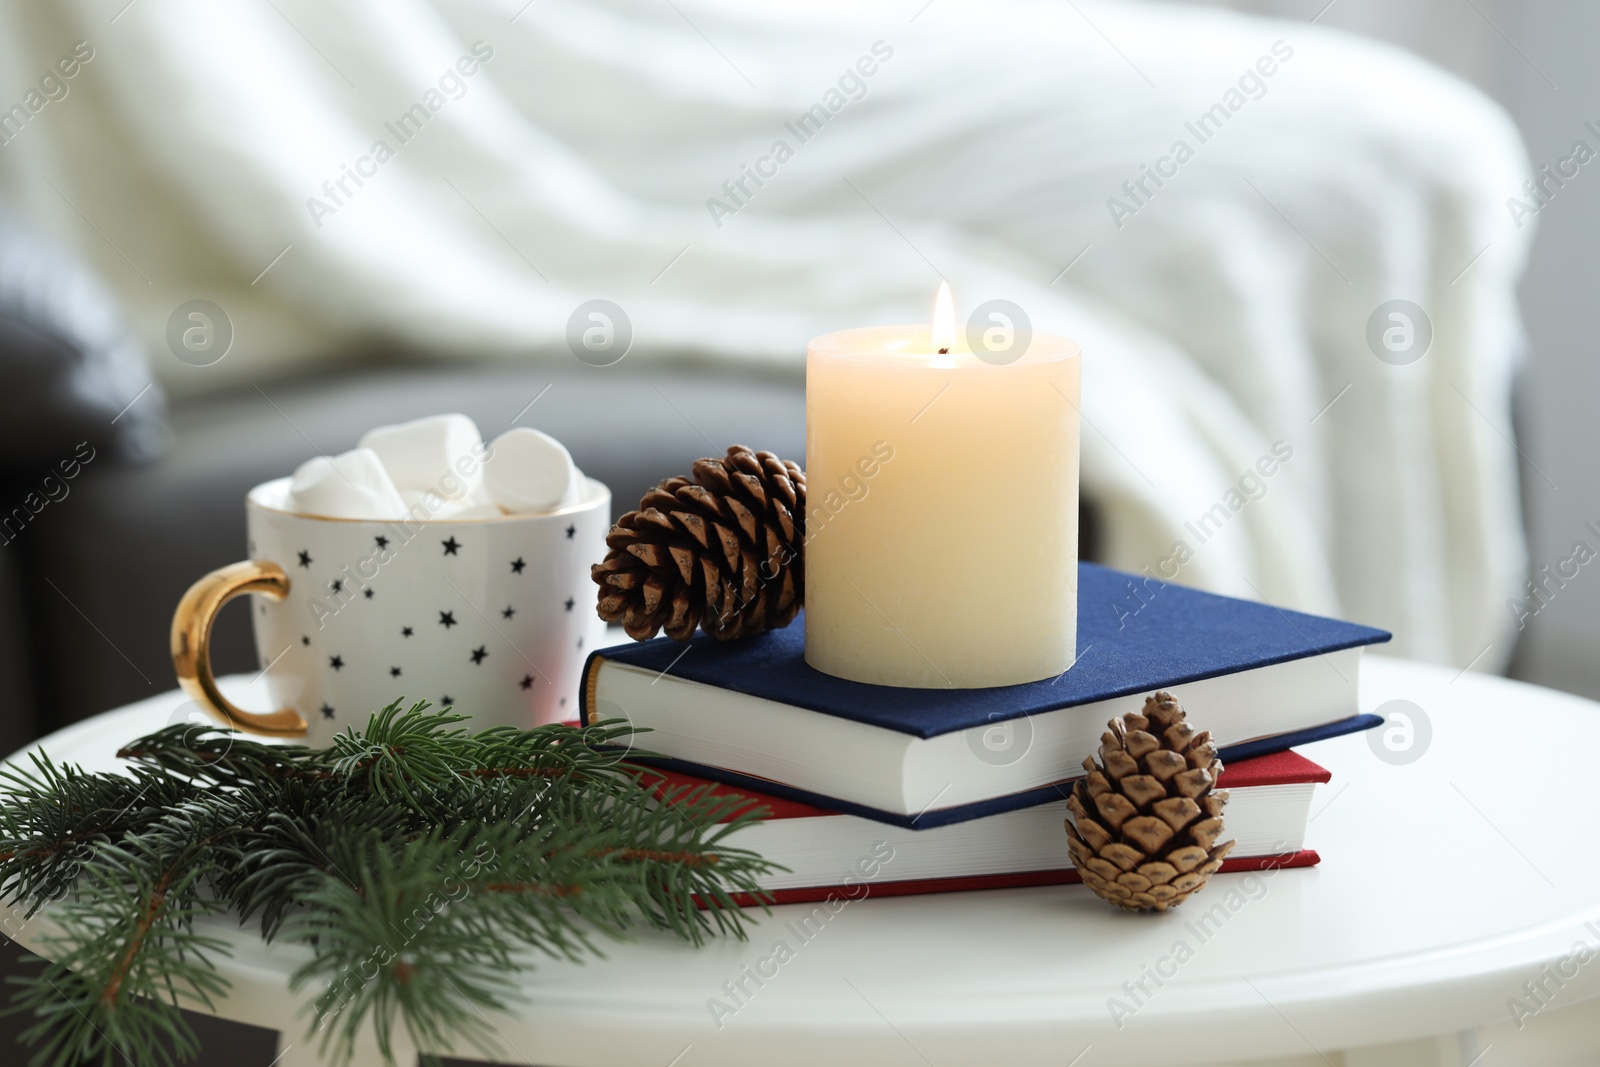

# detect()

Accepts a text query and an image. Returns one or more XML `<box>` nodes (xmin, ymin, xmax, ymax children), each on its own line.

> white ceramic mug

<box><xmin>172</xmin><ymin>476</ymin><xmax>610</xmax><ymax>745</ymax></box>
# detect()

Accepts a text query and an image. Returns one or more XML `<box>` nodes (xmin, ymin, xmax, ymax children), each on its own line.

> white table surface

<box><xmin>4</xmin><ymin>656</ymin><xmax>1598</xmax><ymax>1067</ymax></box>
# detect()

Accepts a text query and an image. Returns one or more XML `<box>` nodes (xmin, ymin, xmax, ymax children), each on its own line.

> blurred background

<box><xmin>1192</xmin><ymin>0</ymin><xmax>1600</xmax><ymax>702</ymax></box>
<box><xmin>0</xmin><ymin>0</ymin><xmax>1595</xmax><ymax>1062</ymax></box>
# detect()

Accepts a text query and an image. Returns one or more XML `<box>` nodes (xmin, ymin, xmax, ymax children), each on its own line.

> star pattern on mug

<box><xmin>264</xmin><ymin>527</ymin><xmax>593</xmax><ymax>733</ymax></box>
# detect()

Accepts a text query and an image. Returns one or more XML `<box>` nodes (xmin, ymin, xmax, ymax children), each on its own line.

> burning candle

<box><xmin>804</xmin><ymin>284</ymin><xmax>1082</xmax><ymax>688</ymax></box>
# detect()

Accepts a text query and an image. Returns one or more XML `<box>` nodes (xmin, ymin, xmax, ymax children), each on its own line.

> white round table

<box><xmin>4</xmin><ymin>657</ymin><xmax>1598</xmax><ymax>1067</ymax></box>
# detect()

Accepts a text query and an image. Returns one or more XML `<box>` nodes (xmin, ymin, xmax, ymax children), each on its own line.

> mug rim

<box><xmin>247</xmin><ymin>476</ymin><xmax>611</xmax><ymax>524</ymax></box>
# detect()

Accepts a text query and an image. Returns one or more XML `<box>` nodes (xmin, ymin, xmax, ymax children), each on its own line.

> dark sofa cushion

<box><xmin>0</xmin><ymin>206</ymin><xmax>166</xmax><ymax>748</ymax></box>
<box><xmin>0</xmin><ymin>206</ymin><xmax>165</xmax><ymax>477</ymax></box>
<box><xmin>0</xmin><ymin>550</ymin><xmax>39</xmax><ymax>755</ymax></box>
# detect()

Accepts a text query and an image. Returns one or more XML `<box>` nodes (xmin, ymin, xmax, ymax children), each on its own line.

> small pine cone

<box><xmin>592</xmin><ymin>445</ymin><xmax>806</xmax><ymax>641</ymax></box>
<box><xmin>1065</xmin><ymin>692</ymin><xmax>1236</xmax><ymax>911</ymax></box>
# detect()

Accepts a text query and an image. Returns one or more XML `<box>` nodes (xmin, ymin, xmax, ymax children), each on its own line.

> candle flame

<box><xmin>932</xmin><ymin>280</ymin><xmax>955</xmax><ymax>353</ymax></box>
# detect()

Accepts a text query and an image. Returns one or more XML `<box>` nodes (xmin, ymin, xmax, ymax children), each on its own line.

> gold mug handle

<box><xmin>171</xmin><ymin>560</ymin><xmax>308</xmax><ymax>737</ymax></box>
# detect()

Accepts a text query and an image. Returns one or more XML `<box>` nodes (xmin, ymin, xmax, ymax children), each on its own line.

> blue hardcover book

<box><xmin>582</xmin><ymin>563</ymin><xmax>1389</xmax><ymax>829</ymax></box>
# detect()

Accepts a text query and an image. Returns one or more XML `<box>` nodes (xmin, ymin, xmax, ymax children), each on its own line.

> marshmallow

<box><xmin>483</xmin><ymin>428</ymin><xmax>583</xmax><ymax>513</ymax></box>
<box><xmin>359</xmin><ymin>414</ymin><xmax>486</xmax><ymax>503</ymax></box>
<box><xmin>398</xmin><ymin>489</ymin><xmax>504</xmax><ymax>521</ymax></box>
<box><xmin>398</xmin><ymin>488</ymin><xmax>458</xmax><ymax>520</ymax></box>
<box><xmin>450</xmin><ymin>502</ymin><xmax>507</xmax><ymax>520</ymax></box>
<box><xmin>289</xmin><ymin>448</ymin><xmax>408</xmax><ymax>520</ymax></box>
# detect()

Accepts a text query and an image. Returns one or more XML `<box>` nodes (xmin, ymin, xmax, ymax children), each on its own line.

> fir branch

<box><xmin>0</xmin><ymin>755</ymin><xmax>196</xmax><ymax>914</ymax></box>
<box><xmin>7</xmin><ymin>814</ymin><xmax>237</xmax><ymax>1067</ymax></box>
<box><xmin>0</xmin><ymin>703</ymin><xmax>782</xmax><ymax>1067</ymax></box>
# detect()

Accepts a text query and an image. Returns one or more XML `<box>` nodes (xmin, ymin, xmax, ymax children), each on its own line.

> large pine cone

<box><xmin>1066</xmin><ymin>692</ymin><xmax>1236</xmax><ymax>911</ymax></box>
<box><xmin>592</xmin><ymin>445</ymin><xmax>806</xmax><ymax>641</ymax></box>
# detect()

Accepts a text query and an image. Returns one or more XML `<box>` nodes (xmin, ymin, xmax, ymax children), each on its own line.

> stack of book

<box><xmin>581</xmin><ymin>563</ymin><xmax>1389</xmax><ymax>904</ymax></box>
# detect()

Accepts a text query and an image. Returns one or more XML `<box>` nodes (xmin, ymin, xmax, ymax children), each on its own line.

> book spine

<box><xmin>707</xmin><ymin>850</ymin><xmax>1321</xmax><ymax>908</ymax></box>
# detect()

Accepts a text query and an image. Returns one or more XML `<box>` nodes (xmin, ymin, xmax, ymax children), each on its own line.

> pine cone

<box><xmin>592</xmin><ymin>445</ymin><xmax>806</xmax><ymax>642</ymax></box>
<box><xmin>1066</xmin><ymin>692</ymin><xmax>1236</xmax><ymax>911</ymax></box>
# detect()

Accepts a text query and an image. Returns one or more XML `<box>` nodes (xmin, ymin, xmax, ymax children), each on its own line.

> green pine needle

<box><xmin>0</xmin><ymin>703</ymin><xmax>782</xmax><ymax>1066</ymax></box>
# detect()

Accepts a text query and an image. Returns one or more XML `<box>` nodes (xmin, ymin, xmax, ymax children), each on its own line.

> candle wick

<box><xmin>937</xmin><ymin>347</ymin><xmax>949</xmax><ymax>355</ymax></box>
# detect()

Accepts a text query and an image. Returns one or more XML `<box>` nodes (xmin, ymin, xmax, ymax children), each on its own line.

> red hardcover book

<box><xmin>642</xmin><ymin>749</ymin><xmax>1330</xmax><ymax>906</ymax></box>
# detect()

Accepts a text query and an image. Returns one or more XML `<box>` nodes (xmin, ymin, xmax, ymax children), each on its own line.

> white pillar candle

<box><xmin>805</xmin><ymin>285</ymin><xmax>1081</xmax><ymax>688</ymax></box>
